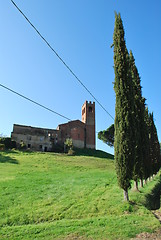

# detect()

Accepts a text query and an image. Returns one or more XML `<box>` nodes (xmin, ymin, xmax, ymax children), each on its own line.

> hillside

<box><xmin>0</xmin><ymin>150</ymin><xmax>161</xmax><ymax>239</ymax></box>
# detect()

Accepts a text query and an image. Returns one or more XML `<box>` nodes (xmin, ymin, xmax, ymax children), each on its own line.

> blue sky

<box><xmin>0</xmin><ymin>0</ymin><xmax>161</xmax><ymax>154</ymax></box>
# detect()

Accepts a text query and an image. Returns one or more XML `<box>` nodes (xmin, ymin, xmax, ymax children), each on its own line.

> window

<box><xmin>39</xmin><ymin>145</ymin><xmax>42</xmax><ymax>149</ymax></box>
<box><xmin>28</xmin><ymin>144</ymin><xmax>31</xmax><ymax>148</ymax></box>
<box><xmin>89</xmin><ymin>106</ymin><xmax>92</xmax><ymax>112</ymax></box>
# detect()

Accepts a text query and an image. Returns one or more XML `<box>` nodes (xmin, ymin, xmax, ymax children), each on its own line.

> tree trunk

<box><xmin>134</xmin><ymin>180</ymin><xmax>139</xmax><ymax>191</ymax></box>
<box><xmin>123</xmin><ymin>190</ymin><xmax>129</xmax><ymax>201</ymax></box>
<box><xmin>140</xmin><ymin>179</ymin><xmax>143</xmax><ymax>188</ymax></box>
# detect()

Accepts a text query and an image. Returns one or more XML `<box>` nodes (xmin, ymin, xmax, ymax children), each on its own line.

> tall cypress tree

<box><xmin>141</xmin><ymin>107</ymin><xmax>150</xmax><ymax>184</ymax></box>
<box><xmin>129</xmin><ymin>51</ymin><xmax>148</xmax><ymax>189</ymax></box>
<box><xmin>148</xmin><ymin>113</ymin><xmax>160</xmax><ymax>175</ymax></box>
<box><xmin>143</xmin><ymin>107</ymin><xmax>152</xmax><ymax>181</ymax></box>
<box><xmin>113</xmin><ymin>13</ymin><xmax>135</xmax><ymax>201</ymax></box>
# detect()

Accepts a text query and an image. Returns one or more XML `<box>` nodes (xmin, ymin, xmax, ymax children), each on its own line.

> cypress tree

<box><xmin>113</xmin><ymin>13</ymin><xmax>135</xmax><ymax>201</ymax></box>
<box><xmin>141</xmin><ymin>107</ymin><xmax>150</xmax><ymax>184</ymax></box>
<box><xmin>129</xmin><ymin>51</ymin><xmax>148</xmax><ymax>189</ymax></box>
<box><xmin>148</xmin><ymin>113</ymin><xmax>160</xmax><ymax>175</ymax></box>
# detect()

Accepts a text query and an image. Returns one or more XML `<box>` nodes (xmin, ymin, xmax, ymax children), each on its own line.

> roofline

<box><xmin>13</xmin><ymin>124</ymin><xmax>58</xmax><ymax>132</ymax></box>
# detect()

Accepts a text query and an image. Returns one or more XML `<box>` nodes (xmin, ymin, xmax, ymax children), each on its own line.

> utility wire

<box><xmin>0</xmin><ymin>83</ymin><xmax>71</xmax><ymax>121</ymax></box>
<box><xmin>10</xmin><ymin>0</ymin><xmax>114</xmax><ymax>121</ymax></box>
<box><xmin>0</xmin><ymin>83</ymin><xmax>102</xmax><ymax>134</ymax></box>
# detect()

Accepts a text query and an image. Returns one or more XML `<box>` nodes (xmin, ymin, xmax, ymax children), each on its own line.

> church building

<box><xmin>11</xmin><ymin>101</ymin><xmax>95</xmax><ymax>151</ymax></box>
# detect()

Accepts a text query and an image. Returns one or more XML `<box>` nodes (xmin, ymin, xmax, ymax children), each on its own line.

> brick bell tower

<box><xmin>82</xmin><ymin>101</ymin><xmax>95</xmax><ymax>149</ymax></box>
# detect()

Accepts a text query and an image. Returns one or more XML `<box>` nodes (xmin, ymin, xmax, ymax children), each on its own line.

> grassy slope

<box><xmin>0</xmin><ymin>151</ymin><xmax>160</xmax><ymax>240</ymax></box>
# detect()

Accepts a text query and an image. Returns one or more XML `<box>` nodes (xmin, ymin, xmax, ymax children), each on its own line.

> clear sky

<box><xmin>0</xmin><ymin>0</ymin><xmax>161</xmax><ymax>154</ymax></box>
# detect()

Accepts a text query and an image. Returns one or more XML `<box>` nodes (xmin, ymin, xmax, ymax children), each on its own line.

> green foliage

<box><xmin>143</xmin><ymin>107</ymin><xmax>152</xmax><ymax>179</ymax></box>
<box><xmin>0</xmin><ymin>151</ymin><xmax>160</xmax><ymax>239</ymax></box>
<box><xmin>148</xmin><ymin>112</ymin><xmax>161</xmax><ymax>175</ymax></box>
<box><xmin>113</xmin><ymin>12</ymin><xmax>135</xmax><ymax>197</ymax></box>
<box><xmin>19</xmin><ymin>140</ymin><xmax>26</xmax><ymax>150</ymax></box>
<box><xmin>64</xmin><ymin>138</ymin><xmax>73</xmax><ymax>154</ymax></box>
<box><xmin>64</xmin><ymin>138</ymin><xmax>73</xmax><ymax>148</ymax></box>
<box><xmin>0</xmin><ymin>137</ymin><xmax>16</xmax><ymax>150</ymax></box>
<box><xmin>112</xmin><ymin>13</ymin><xmax>160</xmax><ymax>198</ymax></box>
<box><xmin>98</xmin><ymin>124</ymin><xmax>114</xmax><ymax>147</ymax></box>
<box><xmin>129</xmin><ymin>51</ymin><xmax>148</xmax><ymax>183</ymax></box>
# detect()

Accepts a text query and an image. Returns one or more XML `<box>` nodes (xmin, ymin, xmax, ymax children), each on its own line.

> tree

<box><xmin>141</xmin><ymin>107</ymin><xmax>151</xmax><ymax>184</ymax></box>
<box><xmin>64</xmin><ymin>138</ymin><xmax>75</xmax><ymax>155</ymax></box>
<box><xmin>113</xmin><ymin>12</ymin><xmax>135</xmax><ymax>201</ymax></box>
<box><xmin>0</xmin><ymin>137</ymin><xmax>16</xmax><ymax>149</ymax></box>
<box><xmin>98</xmin><ymin>124</ymin><xmax>114</xmax><ymax>147</ymax></box>
<box><xmin>148</xmin><ymin>113</ymin><xmax>160</xmax><ymax>175</ymax></box>
<box><xmin>129</xmin><ymin>51</ymin><xmax>148</xmax><ymax>190</ymax></box>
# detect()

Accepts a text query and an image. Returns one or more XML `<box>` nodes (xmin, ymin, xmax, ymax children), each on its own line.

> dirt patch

<box><xmin>133</xmin><ymin>229</ymin><xmax>161</xmax><ymax>240</ymax></box>
<box><xmin>132</xmin><ymin>210</ymin><xmax>161</xmax><ymax>239</ymax></box>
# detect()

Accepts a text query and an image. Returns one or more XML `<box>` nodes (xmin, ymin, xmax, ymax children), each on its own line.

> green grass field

<box><xmin>0</xmin><ymin>150</ymin><xmax>160</xmax><ymax>239</ymax></box>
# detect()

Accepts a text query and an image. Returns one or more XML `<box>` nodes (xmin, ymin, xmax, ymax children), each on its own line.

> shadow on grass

<box><xmin>145</xmin><ymin>176</ymin><xmax>161</xmax><ymax>210</ymax></box>
<box><xmin>0</xmin><ymin>152</ymin><xmax>19</xmax><ymax>164</ymax></box>
<box><xmin>74</xmin><ymin>148</ymin><xmax>114</xmax><ymax>160</ymax></box>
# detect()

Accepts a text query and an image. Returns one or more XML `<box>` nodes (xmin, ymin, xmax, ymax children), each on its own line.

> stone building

<box><xmin>11</xmin><ymin>101</ymin><xmax>95</xmax><ymax>151</ymax></box>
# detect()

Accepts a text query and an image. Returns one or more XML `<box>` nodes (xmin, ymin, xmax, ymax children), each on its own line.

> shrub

<box><xmin>0</xmin><ymin>137</ymin><xmax>16</xmax><ymax>149</ymax></box>
<box><xmin>19</xmin><ymin>141</ymin><xmax>26</xmax><ymax>150</ymax></box>
<box><xmin>64</xmin><ymin>138</ymin><xmax>73</xmax><ymax>154</ymax></box>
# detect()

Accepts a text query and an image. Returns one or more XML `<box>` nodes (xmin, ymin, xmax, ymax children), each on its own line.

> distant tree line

<box><xmin>98</xmin><ymin>12</ymin><xmax>161</xmax><ymax>201</ymax></box>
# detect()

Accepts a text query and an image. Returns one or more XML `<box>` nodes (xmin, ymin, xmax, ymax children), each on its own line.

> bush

<box><xmin>19</xmin><ymin>141</ymin><xmax>26</xmax><ymax>150</ymax></box>
<box><xmin>0</xmin><ymin>137</ymin><xmax>16</xmax><ymax>150</ymax></box>
<box><xmin>64</xmin><ymin>138</ymin><xmax>73</xmax><ymax>154</ymax></box>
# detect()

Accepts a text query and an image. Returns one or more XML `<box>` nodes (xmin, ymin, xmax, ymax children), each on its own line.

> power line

<box><xmin>0</xmin><ymin>83</ymin><xmax>71</xmax><ymax>121</ymax></box>
<box><xmin>0</xmin><ymin>83</ymin><xmax>102</xmax><ymax>133</ymax></box>
<box><xmin>10</xmin><ymin>0</ymin><xmax>114</xmax><ymax>121</ymax></box>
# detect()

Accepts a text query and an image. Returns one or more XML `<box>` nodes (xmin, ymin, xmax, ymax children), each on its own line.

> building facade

<box><xmin>11</xmin><ymin>101</ymin><xmax>95</xmax><ymax>151</ymax></box>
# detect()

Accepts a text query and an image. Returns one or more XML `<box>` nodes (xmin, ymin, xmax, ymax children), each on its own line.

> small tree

<box><xmin>19</xmin><ymin>141</ymin><xmax>26</xmax><ymax>150</ymax></box>
<box><xmin>98</xmin><ymin>124</ymin><xmax>114</xmax><ymax>147</ymax></box>
<box><xmin>64</xmin><ymin>138</ymin><xmax>74</xmax><ymax>155</ymax></box>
